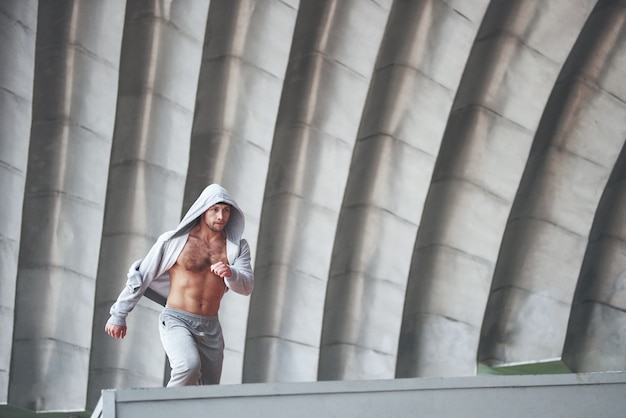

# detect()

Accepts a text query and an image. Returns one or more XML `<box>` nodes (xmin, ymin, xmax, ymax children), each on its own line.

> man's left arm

<box><xmin>223</xmin><ymin>239</ymin><xmax>254</xmax><ymax>295</ymax></box>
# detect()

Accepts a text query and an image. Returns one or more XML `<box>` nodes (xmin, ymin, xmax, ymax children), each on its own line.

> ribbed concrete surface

<box><xmin>1</xmin><ymin>0</ymin><xmax>625</xmax><ymax>414</ymax></box>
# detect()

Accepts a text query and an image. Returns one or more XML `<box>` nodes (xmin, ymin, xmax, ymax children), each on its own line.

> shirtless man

<box><xmin>105</xmin><ymin>184</ymin><xmax>254</xmax><ymax>386</ymax></box>
<box><xmin>167</xmin><ymin>203</ymin><xmax>232</xmax><ymax>316</ymax></box>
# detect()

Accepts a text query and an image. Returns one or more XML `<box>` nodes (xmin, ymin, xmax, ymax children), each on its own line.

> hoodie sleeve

<box><xmin>107</xmin><ymin>234</ymin><xmax>168</xmax><ymax>327</ymax></box>
<box><xmin>225</xmin><ymin>239</ymin><xmax>254</xmax><ymax>295</ymax></box>
<box><xmin>107</xmin><ymin>259</ymin><xmax>150</xmax><ymax>327</ymax></box>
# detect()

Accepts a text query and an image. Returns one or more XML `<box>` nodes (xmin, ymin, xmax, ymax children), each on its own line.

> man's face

<box><xmin>203</xmin><ymin>203</ymin><xmax>231</xmax><ymax>232</ymax></box>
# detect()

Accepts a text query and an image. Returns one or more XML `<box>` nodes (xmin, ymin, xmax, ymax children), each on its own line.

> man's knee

<box><xmin>170</xmin><ymin>357</ymin><xmax>201</xmax><ymax>386</ymax></box>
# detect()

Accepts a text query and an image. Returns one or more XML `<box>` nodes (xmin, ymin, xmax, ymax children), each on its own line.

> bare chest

<box><xmin>177</xmin><ymin>236</ymin><xmax>227</xmax><ymax>272</ymax></box>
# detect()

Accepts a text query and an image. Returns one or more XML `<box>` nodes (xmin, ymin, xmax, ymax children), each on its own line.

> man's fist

<box><xmin>105</xmin><ymin>323</ymin><xmax>127</xmax><ymax>339</ymax></box>
<box><xmin>211</xmin><ymin>261</ymin><xmax>232</xmax><ymax>278</ymax></box>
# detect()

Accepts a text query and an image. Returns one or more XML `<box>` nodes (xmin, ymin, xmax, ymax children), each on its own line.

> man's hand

<box><xmin>105</xmin><ymin>323</ymin><xmax>127</xmax><ymax>339</ymax></box>
<box><xmin>211</xmin><ymin>261</ymin><xmax>232</xmax><ymax>278</ymax></box>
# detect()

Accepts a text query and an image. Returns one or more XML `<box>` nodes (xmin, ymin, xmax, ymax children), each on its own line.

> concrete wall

<box><xmin>1</xmin><ymin>0</ymin><xmax>626</xmax><ymax>414</ymax></box>
<box><xmin>92</xmin><ymin>372</ymin><xmax>626</xmax><ymax>418</ymax></box>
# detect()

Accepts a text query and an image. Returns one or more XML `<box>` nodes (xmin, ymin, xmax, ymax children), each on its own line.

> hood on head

<box><xmin>175</xmin><ymin>184</ymin><xmax>245</xmax><ymax>242</ymax></box>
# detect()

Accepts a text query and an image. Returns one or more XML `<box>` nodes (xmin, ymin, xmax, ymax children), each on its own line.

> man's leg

<box><xmin>159</xmin><ymin>308</ymin><xmax>201</xmax><ymax>386</ymax></box>
<box><xmin>195</xmin><ymin>317</ymin><xmax>224</xmax><ymax>385</ymax></box>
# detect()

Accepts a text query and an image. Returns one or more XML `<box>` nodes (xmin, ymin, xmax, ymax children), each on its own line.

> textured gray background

<box><xmin>1</xmin><ymin>0</ymin><xmax>625</xmax><ymax>413</ymax></box>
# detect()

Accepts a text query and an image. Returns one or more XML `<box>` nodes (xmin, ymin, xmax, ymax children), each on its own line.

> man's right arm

<box><xmin>105</xmin><ymin>284</ymin><xmax>136</xmax><ymax>339</ymax></box>
<box><xmin>104</xmin><ymin>230</ymin><xmax>176</xmax><ymax>338</ymax></box>
<box><xmin>105</xmin><ymin>322</ymin><xmax>127</xmax><ymax>339</ymax></box>
<box><xmin>107</xmin><ymin>279</ymin><xmax>144</xmax><ymax>328</ymax></box>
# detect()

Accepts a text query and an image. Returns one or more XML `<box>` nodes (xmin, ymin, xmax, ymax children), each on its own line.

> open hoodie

<box><xmin>107</xmin><ymin>184</ymin><xmax>254</xmax><ymax>327</ymax></box>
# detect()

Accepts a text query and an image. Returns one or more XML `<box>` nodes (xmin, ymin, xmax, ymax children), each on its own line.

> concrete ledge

<box><xmin>92</xmin><ymin>372</ymin><xmax>626</xmax><ymax>418</ymax></box>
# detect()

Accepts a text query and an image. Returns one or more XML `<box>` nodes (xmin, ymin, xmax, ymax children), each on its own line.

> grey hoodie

<box><xmin>107</xmin><ymin>184</ymin><xmax>254</xmax><ymax>327</ymax></box>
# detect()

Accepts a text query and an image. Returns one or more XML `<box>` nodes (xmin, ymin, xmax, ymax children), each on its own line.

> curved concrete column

<box><xmin>480</xmin><ymin>0</ymin><xmax>626</xmax><ymax>370</ymax></box>
<box><xmin>184</xmin><ymin>0</ymin><xmax>297</xmax><ymax>384</ymax></box>
<box><xmin>0</xmin><ymin>0</ymin><xmax>37</xmax><ymax>403</ymax></box>
<box><xmin>88</xmin><ymin>0</ymin><xmax>208</xmax><ymax>408</ymax></box>
<box><xmin>244</xmin><ymin>0</ymin><xmax>390</xmax><ymax>383</ymax></box>
<box><xmin>10</xmin><ymin>0</ymin><xmax>124</xmax><ymax>412</ymax></box>
<box><xmin>397</xmin><ymin>0</ymin><xmax>595</xmax><ymax>378</ymax></box>
<box><xmin>318</xmin><ymin>0</ymin><xmax>487</xmax><ymax>381</ymax></box>
<box><xmin>564</xmin><ymin>142</ymin><xmax>626</xmax><ymax>373</ymax></box>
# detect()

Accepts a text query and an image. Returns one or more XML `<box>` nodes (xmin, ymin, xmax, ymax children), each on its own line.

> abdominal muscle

<box><xmin>166</xmin><ymin>235</ymin><xmax>228</xmax><ymax>316</ymax></box>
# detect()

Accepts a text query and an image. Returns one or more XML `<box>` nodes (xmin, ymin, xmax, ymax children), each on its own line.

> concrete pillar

<box><xmin>398</xmin><ymin>0</ymin><xmax>595</xmax><ymax>378</ymax></box>
<box><xmin>563</xmin><ymin>3</ymin><xmax>626</xmax><ymax>373</ymax></box>
<box><xmin>244</xmin><ymin>0</ymin><xmax>390</xmax><ymax>382</ymax></box>
<box><xmin>318</xmin><ymin>0</ymin><xmax>488</xmax><ymax>381</ymax></box>
<box><xmin>88</xmin><ymin>0</ymin><xmax>208</xmax><ymax>408</ymax></box>
<box><xmin>482</xmin><ymin>0</ymin><xmax>626</xmax><ymax>370</ymax></box>
<box><xmin>10</xmin><ymin>0</ymin><xmax>125</xmax><ymax>411</ymax></box>
<box><xmin>0</xmin><ymin>0</ymin><xmax>37</xmax><ymax>404</ymax></box>
<box><xmin>564</xmin><ymin>143</ymin><xmax>626</xmax><ymax>373</ymax></box>
<box><xmin>184</xmin><ymin>0</ymin><xmax>297</xmax><ymax>384</ymax></box>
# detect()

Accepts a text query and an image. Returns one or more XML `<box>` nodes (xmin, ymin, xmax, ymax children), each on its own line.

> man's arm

<box><xmin>105</xmin><ymin>233</ymin><xmax>170</xmax><ymax>337</ymax></box>
<box><xmin>106</xmin><ymin>259</ymin><xmax>147</xmax><ymax>330</ymax></box>
<box><xmin>224</xmin><ymin>239</ymin><xmax>254</xmax><ymax>295</ymax></box>
<box><xmin>105</xmin><ymin>322</ymin><xmax>127</xmax><ymax>339</ymax></box>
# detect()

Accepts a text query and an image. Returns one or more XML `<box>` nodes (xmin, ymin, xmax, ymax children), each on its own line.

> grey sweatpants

<box><xmin>159</xmin><ymin>306</ymin><xmax>224</xmax><ymax>386</ymax></box>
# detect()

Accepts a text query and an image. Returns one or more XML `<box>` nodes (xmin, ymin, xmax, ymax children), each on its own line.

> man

<box><xmin>105</xmin><ymin>184</ymin><xmax>254</xmax><ymax>386</ymax></box>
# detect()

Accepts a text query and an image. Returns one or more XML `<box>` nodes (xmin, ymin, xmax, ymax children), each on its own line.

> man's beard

<box><xmin>205</xmin><ymin>220</ymin><xmax>225</xmax><ymax>233</ymax></box>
